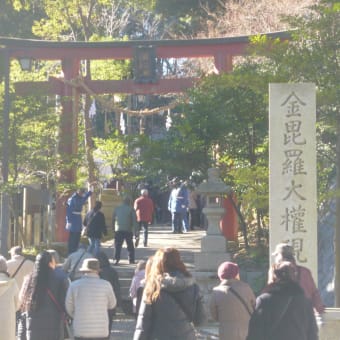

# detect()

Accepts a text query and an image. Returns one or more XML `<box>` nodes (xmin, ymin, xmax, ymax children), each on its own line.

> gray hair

<box><xmin>141</xmin><ymin>189</ymin><xmax>148</xmax><ymax>196</ymax></box>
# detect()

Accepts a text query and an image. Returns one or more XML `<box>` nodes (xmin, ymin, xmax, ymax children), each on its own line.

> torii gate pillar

<box><xmin>55</xmin><ymin>58</ymin><xmax>80</xmax><ymax>242</ymax></box>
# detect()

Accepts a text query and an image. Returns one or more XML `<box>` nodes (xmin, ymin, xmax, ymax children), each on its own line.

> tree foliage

<box><xmin>249</xmin><ymin>0</ymin><xmax>340</xmax><ymax>301</ymax></box>
<box><xmin>250</xmin><ymin>0</ymin><xmax>340</xmax><ymax>201</ymax></box>
<box><xmin>178</xmin><ymin>64</ymin><xmax>268</xmax><ymax>168</ymax></box>
<box><xmin>0</xmin><ymin>0</ymin><xmax>45</xmax><ymax>38</ymax></box>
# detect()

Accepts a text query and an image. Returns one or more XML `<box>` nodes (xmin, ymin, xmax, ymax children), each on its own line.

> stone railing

<box><xmin>319</xmin><ymin>308</ymin><xmax>340</xmax><ymax>340</ymax></box>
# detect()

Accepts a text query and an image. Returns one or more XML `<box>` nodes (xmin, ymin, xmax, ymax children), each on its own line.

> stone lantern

<box><xmin>195</xmin><ymin>167</ymin><xmax>231</xmax><ymax>271</ymax></box>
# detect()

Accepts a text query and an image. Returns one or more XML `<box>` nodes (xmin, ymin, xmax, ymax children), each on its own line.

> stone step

<box><xmin>109</xmin><ymin>263</ymin><xmax>135</xmax><ymax>299</ymax></box>
<box><xmin>119</xmin><ymin>277</ymin><xmax>133</xmax><ymax>297</ymax></box>
<box><xmin>99</xmin><ymin>224</ymin><xmax>205</xmax><ymax>312</ymax></box>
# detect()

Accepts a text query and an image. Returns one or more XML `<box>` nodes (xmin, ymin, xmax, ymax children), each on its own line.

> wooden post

<box><xmin>213</xmin><ymin>53</ymin><xmax>233</xmax><ymax>73</ymax></box>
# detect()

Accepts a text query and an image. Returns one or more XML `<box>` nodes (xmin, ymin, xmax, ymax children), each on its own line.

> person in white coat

<box><xmin>0</xmin><ymin>255</ymin><xmax>19</xmax><ymax>340</ymax></box>
<box><xmin>6</xmin><ymin>246</ymin><xmax>34</xmax><ymax>290</ymax></box>
<box><xmin>65</xmin><ymin>258</ymin><xmax>116</xmax><ymax>340</ymax></box>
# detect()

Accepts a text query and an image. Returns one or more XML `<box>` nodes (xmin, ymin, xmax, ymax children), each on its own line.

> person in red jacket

<box><xmin>269</xmin><ymin>243</ymin><xmax>325</xmax><ymax>315</ymax></box>
<box><xmin>134</xmin><ymin>189</ymin><xmax>154</xmax><ymax>247</ymax></box>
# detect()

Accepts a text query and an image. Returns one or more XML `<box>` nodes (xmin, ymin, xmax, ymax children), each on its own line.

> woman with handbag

<box><xmin>18</xmin><ymin>251</ymin><xmax>69</xmax><ymax>340</ymax></box>
<box><xmin>133</xmin><ymin>247</ymin><xmax>206</xmax><ymax>340</ymax></box>
<box><xmin>246</xmin><ymin>261</ymin><xmax>318</xmax><ymax>340</ymax></box>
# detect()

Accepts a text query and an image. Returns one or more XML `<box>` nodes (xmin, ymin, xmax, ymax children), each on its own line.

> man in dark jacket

<box><xmin>247</xmin><ymin>261</ymin><xmax>318</xmax><ymax>340</ymax></box>
<box><xmin>112</xmin><ymin>197</ymin><xmax>137</xmax><ymax>265</ymax></box>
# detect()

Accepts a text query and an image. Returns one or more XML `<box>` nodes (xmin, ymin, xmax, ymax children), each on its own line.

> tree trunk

<box><xmin>334</xmin><ymin>119</ymin><xmax>340</xmax><ymax>306</ymax></box>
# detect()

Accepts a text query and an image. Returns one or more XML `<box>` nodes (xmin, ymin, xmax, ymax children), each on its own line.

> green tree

<box><xmin>251</xmin><ymin>0</ymin><xmax>340</xmax><ymax>302</ymax></box>
<box><xmin>155</xmin><ymin>65</ymin><xmax>270</xmax><ymax>244</ymax></box>
<box><xmin>93</xmin><ymin>131</ymin><xmax>145</xmax><ymax>196</ymax></box>
<box><xmin>31</xmin><ymin>1</ymin><xmax>135</xmax><ymax>205</ymax></box>
<box><xmin>0</xmin><ymin>0</ymin><xmax>45</xmax><ymax>38</ymax></box>
<box><xmin>177</xmin><ymin>65</ymin><xmax>268</xmax><ymax>165</ymax></box>
<box><xmin>152</xmin><ymin>0</ymin><xmax>221</xmax><ymax>36</ymax></box>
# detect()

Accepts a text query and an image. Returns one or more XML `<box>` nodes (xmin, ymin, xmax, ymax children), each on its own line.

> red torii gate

<box><xmin>0</xmin><ymin>31</ymin><xmax>290</xmax><ymax>243</ymax></box>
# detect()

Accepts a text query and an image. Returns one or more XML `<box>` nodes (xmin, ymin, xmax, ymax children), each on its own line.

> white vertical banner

<box><xmin>269</xmin><ymin>83</ymin><xmax>317</xmax><ymax>281</ymax></box>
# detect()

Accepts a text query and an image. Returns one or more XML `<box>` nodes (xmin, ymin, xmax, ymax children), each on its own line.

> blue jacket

<box><xmin>168</xmin><ymin>186</ymin><xmax>188</xmax><ymax>213</ymax></box>
<box><xmin>66</xmin><ymin>191</ymin><xmax>92</xmax><ymax>232</ymax></box>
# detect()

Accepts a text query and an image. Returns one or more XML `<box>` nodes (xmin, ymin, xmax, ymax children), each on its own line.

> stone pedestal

<box><xmin>193</xmin><ymin>271</ymin><xmax>219</xmax><ymax>316</ymax></box>
<box><xmin>194</xmin><ymin>167</ymin><xmax>232</xmax><ymax>319</ymax></box>
<box><xmin>319</xmin><ymin>308</ymin><xmax>340</xmax><ymax>340</ymax></box>
<box><xmin>195</xmin><ymin>168</ymin><xmax>231</xmax><ymax>271</ymax></box>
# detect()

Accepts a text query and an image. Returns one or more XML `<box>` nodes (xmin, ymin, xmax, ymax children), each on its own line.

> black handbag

<box><xmin>165</xmin><ymin>284</ymin><xmax>206</xmax><ymax>326</ymax></box>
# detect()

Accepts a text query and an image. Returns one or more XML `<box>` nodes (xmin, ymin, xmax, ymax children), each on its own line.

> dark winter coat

<box><xmin>133</xmin><ymin>273</ymin><xmax>206</xmax><ymax>340</ymax></box>
<box><xmin>97</xmin><ymin>254</ymin><xmax>122</xmax><ymax>309</ymax></box>
<box><xmin>18</xmin><ymin>268</ymin><xmax>69</xmax><ymax>340</ymax></box>
<box><xmin>246</xmin><ymin>281</ymin><xmax>318</xmax><ymax>340</ymax></box>
<box><xmin>83</xmin><ymin>209</ymin><xmax>107</xmax><ymax>239</ymax></box>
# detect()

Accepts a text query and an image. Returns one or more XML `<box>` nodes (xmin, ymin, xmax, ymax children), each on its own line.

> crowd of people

<box><xmin>63</xmin><ymin>181</ymin><xmax>205</xmax><ymax>266</ymax></box>
<box><xmin>0</xmin><ymin>244</ymin><xmax>122</xmax><ymax>340</ymax></box>
<box><xmin>0</xmin><ymin>183</ymin><xmax>325</xmax><ymax>340</ymax></box>
<box><xmin>0</xmin><ymin>241</ymin><xmax>324</xmax><ymax>340</ymax></box>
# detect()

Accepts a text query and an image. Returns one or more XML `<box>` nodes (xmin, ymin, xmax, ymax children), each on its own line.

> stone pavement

<box><xmin>100</xmin><ymin>224</ymin><xmax>218</xmax><ymax>339</ymax></box>
<box><xmin>101</xmin><ymin>223</ymin><xmax>204</xmax><ymax>270</ymax></box>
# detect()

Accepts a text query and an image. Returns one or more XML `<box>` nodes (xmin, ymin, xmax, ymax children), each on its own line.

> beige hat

<box><xmin>272</xmin><ymin>243</ymin><xmax>295</xmax><ymax>258</ymax></box>
<box><xmin>79</xmin><ymin>258</ymin><xmax>100</xmax><ymax>272</ymax></box>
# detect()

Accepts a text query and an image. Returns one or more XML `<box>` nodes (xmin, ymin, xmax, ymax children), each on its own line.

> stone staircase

<box><xmin>112</xmin><ymin>264</ymin><xmax>135</xmax><ymax>307</ymax></box>
<box><xmin>101</xmin><ymin>225</ymin><xmax>204</xmax><ymax>317</ymax></box>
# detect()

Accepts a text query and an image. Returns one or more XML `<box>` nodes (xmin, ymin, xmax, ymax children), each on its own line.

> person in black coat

<box><xmin>246</xmin><ymin>261</ymin><xmax>318</xmax><ymax>340</ymax></box>
<box><xmin>96</xmin><ymin>251</ymin><xmax>122</xmax><ymax>332</ymax></box>
<box><xmin>83</xmin><ymin>201</ymin><xmax>107</xmax><ymax>256</ymax></box>
<box><xmin>133</xmin><ymin>247</ymin><xmax>206</xmax><ymax>340</ymax></box>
